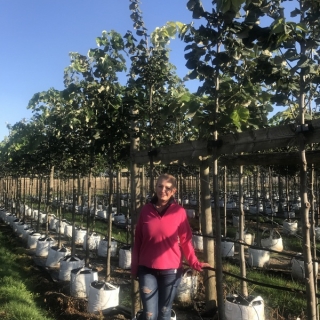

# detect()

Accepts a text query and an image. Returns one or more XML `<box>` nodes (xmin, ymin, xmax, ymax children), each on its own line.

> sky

<box><xmin>0</xmin><ymin>0</ymin><xmax>205</xmax><ymax>141</ymax></box>
<box><xmin>0</xmin><ymin>0</ymin><xmax>295</xmax><ymax>142</ymax></box>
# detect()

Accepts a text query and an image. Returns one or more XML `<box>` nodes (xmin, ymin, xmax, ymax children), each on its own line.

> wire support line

<box><xmin>192</xmin><ymin>231</ymin><xmax>320</xmax><ymax>263</ymax></box>
<box><xmin>183</xmin><ymin>262</ymin><xmax>320</xmax><ymax>299</ymax></box>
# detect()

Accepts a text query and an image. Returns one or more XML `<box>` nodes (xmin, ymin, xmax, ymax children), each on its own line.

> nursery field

<box><xmin>0</xmin><ymin>195</ymin><xmax>318</xmax><ymax>320</ymax></box>
<box><xmin>0</xmin><ymin>210</ymin><xmax>210</xmax><ymax>320</ymax></box>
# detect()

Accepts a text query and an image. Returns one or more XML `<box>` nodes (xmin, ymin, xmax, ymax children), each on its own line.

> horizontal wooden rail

<box><xmin>132</xmin><ymin>119</ymin><xmax>320</xmax><ymax>165</ymax></box>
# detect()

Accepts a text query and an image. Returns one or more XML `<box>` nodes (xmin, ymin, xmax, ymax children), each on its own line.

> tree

<box><xmin>182</xmin><ymin>0</ymin><xmax>288</xmax><ymax>317</ymax></box>
<box><xmin>64</xmin><ymin>29</ymin><xmax>130</xmax><ymax>280</ymax></box>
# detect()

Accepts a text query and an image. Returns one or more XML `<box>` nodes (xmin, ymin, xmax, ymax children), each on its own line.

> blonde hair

<box><xmin>156</xmin><ymin>174</ymin><xmax>177</xmax><ymax>189</ymax></box>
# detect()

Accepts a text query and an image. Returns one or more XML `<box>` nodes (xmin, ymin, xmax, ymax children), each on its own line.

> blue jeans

<box><xmin>137</xmin><ymin>265</ymin><xmax>182</xmax><ymax>320</ymax></box>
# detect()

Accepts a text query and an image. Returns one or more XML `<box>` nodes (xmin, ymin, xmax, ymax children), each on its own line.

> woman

<box><xmin>132</xmin><ymin>173</ymin><xmax>211</xmax><ymax>320</ymax></box>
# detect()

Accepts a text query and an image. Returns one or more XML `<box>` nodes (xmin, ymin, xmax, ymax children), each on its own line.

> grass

<box><xmin>0</xmin><ymin>230</ymin><xmax>54</xmax><ymax>320</ymax></box>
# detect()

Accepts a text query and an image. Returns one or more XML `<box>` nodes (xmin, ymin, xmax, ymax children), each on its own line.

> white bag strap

<box><xmin>183</xmin><ymin>268</ymin><xmax>193</xmax><ymax>277</ymax></box>
<box><xmin>249</xmin><ymin>295</ymin><xmax>263</xmax><ymax>306</ymax></box>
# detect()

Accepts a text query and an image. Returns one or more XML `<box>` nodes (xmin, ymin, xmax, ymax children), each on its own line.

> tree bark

<box><xmin>200</xmin><ymin>159</ymin><xmax>216</xmax><ymax>311</ymax></box>
<box><xmin>238</xmin><ymin>164</ymin><xmax>248</xmax><ymax>297</ymax></box>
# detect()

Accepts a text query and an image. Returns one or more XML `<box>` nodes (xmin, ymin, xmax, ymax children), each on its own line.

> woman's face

<box><xmin>156</xmin><ymin>178</ymin><xmax>176</xmax><ymax>203</ymax></box>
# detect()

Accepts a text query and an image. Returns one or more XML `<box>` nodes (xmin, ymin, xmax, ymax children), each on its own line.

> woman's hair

<box><xmin>156</xmin><ymin>173</ymin><xmax>177</xmax><ymax>189</ymax></box>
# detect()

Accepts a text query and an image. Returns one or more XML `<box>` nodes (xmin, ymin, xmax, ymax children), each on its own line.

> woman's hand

<box><xmin>200</xmin><ymin>262</ymin><xmax>212</xmax><ymax>270</ymax></box>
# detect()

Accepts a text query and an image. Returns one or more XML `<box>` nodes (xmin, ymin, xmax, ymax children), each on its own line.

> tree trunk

<box><xmin>36</xmin><ymin>176</ymin><xmax>42</xmax><ymax>232</ymax></box>
<box><xmin>255</xmin><ymin>167</ymin><xmax>261</xmax><ymax>246</ymax></box>
<box><xmin>71</xmin><ymin>169</ymin><xmax>77</xmax><ymax>256</ymax></box>
<box><xmin>141</xmin><ymin>166</ymin><xmax>146</xmax><ymax>206</ymax></box>
<box><xmin>223</xmin><ymin>166</ymin><xmax>227</xmax><ymax>237</ymax></box>
<box><xmin>106</xmin><ymin>162</ymin><xmax>114</xmax><ymax>282</ymax></box>
<box><xmin>213</xmin><ymin>157</ymin><xmax>224</xmax><ymax>319</ymax></box>
<box><xmin>239</xmin><ymin>164</ymin><xmax>248</xmax><ymax>297</ymax></box>
<box><xmin>117</xmin><ymin>170</ymin><xmax>121</xmax><ymax>215</ymax></box>
<box><xmin>130</xmin><ymin>106</ymin><xmax>141</xmax><ymax>317</ymax></box>
<box><xmin>200</xmin><ymin>160</ymin><xmax>216</xmax><ymax>311</ymax></box>
<box><xmin>85</xmin><ymin>170</ymin><xmax>92</xmax><ymax>267</ymax></box>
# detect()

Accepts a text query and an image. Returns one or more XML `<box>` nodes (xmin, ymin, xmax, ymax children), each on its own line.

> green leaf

<box><xmin>284</xmin><ymin>49</ymin><xmax>300</xmax><ymax>62</ymax></box>
<box><xmin>136</xmin><ymin>30</ymin><xmax>146</xmax><ymax>36</ymax></box>
<box><xmin>129</xmin><ymin>2</ymin><xmax>138</xmax><ymax>10</ymax></box>
<box><xmin>187</xmin><ymin>0</ymin><xmax>198</xmax><ymax>11</ymax></box>
<box><xmin>296</xmin><ymin>55</ymin><xmax>309</xmax><ymax>68</ymax></box>
<box><xmin>165</xmin><ymin>22</ymin><xmax>177</xmax><ymax>37</ymax></box>
<box><xmin>296</xmin><ymin>23</ymin><xmax>308</xmax><ymax>33</ymax></box>
<box><xmin>179</xmin><ymin>93</ymin><xmax>192</xmax><ymax>103</ymax></box>
<box><xmin>290</xmin><ymin>8</ymin><xmax>300</xmax><ymax>17</ymax></box>
<box><xmin>273</xmin><ymin>56</ymin><xmax>283</xmax><ymax>65</ymax></box>
<box><xmin>270</xmin><ymin>18</ymin><xmax>285</xmax><ymax>34</ymax></box>
<box><xmin>185</xmin><ymin>101</ymin><xmax>200</xmax><ymax>118</ymax></box>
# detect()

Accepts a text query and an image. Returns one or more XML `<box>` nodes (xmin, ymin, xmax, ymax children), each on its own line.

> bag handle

<box><xmin>183</xmin><ymin>268</ymin><xmax>193</xmax><ymax>277</ymax></box>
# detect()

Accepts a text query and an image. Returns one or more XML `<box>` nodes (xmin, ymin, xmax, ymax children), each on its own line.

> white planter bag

<box><xmin>35</xmin><ymin>236</ymin><xmax>56</xmax><ymax>257</ymax></box>
<box><xmin>83</xmin><ymin>232</ymin><xmax>101</xmax><ymax>251</ymax></box>
<box><xmin>49</xmin><ymin>217</ymin><xmax>58</xmax><ymax>230</ymax></box>
<box><xmin>5</xmin><ymin>214</ymin><xmax>15</xmax><ymax>225</ymax></box>
<box><xmin>87</xmin><ymin>281</ymin><xmax>119</xmax><ymax>314</ymax></box>
<box><xmin>315</xmin><ymin>227</ymin><xmax>320</xmax><ymax>241</ymax></box>
<box><xmin>1</xmin><ymin>211</ymin><xmax>10</xmax><ymax>223</ymax></box>
<box><xmin>284</xmin><ymin>211</ymin><xmax>295</xmax><ymax>219</ymax></box>
<box><xmin>56</xmin><ymin>219</ymin><xmax>67</xmax><ymax>234</ymax></box>
<box><xmin>47</xmin><ymin>214</ymin><xmax>55</xmax><ymax>224</ymax></box>
<box><xmin>46</xmin><ymin>246</ymin><xmax>70</xmax><ymax>268</ymax></box>
<box><xmin>182</xmin><ymin>199</ymin><xmax>189</xmax><ymax>205</ymax></box>
<box><xmin>39</xmin><ymin>212</ymin><xmax>47</xmax><ymax>224</ymax></box>
<box><xmin>291</xmin><ymin>255</ymin><xmax>319</xmax><ymax>280</ymax></box>
<box><xmin>26</xmin><ymin>207</ymin><xmax>32</xmax><ymax>217</ymax></box>
<box><xmin>192</xmin><ymin>233</ymin><xmax>203</xmax><ymax>251</ymax></box>
<box><xmin>283</xmin><ymin>220</ymin><xmax>298</xmax><ymax>235</ymax></box>
<box><xmin>16</xmin><ymin>222</ymin><xmax>28</xmax><ymax>236</ymax></box>
<box><xmin>70</xmin><ymin>267</ymin><xmax>98</xmax><ymax>298</ymax></box>
<box><xmin>114</xmin><ymin>213</ymin><xmax>126</xmax><ymax>223</ymax></box>
<box><xmin>261</xmin><ymin>229</ymin><xmax>283</xmax><ymax>252</ymax></box>
<box><xmin>235</xmin><ymin>229</ymin><xmax>255</xmax><ymax>247</ymax></box>
<box><xmin>59</xmin><ymin>255</ymin><xmax>85</xmax><ymax>281</ymax></box>
<box><xmin>186</xmin><ymin>209</ymin><xmax>195</xmax><ymax>219</ymax></box>
<box><xmin>13</xmin><ymin>219</ymin><xmax>22</xmax><ymax>233</ymax></box>
<box><xmin>33</xmin><ymin>210</ymin><xmax>39</xmax><ymax>221</ymax></box>
<box><xmin>27</xmin><ymin>232</ymin><xmax>42</xmax><ymax>249</ymax></box>
<box><xmin>98</xmin><ymin>238</ymin><xmax>117</xmax><ymax>257</ymax></box>
<box><xmin>119</xmin><ymin>246</ymin><xmax>131</xmax><ymax>269</ymax></box>
<box><xmin>3</xmin><ymin>212</ymin><xmax>10</xmax><ymax>224</ymax></box>
<box><xmin>225</xmin><ymin>295</ymin><xmax>265</xmax><ymax>320</ymax></box>
<box><xmin>10</xmin><ymin>216</ymin><xmax>19</xmax><ymax>228</ymax></box>
<box><xmin>248</xmin><ymin>246</ymin><xmax>270</xmax><ymax>268</ymax></box>
<box><xmin>221</xmin><ymin>239</ymin><xmax>235</xmax><ymax>257</ymax></box>
<box><xmin>22</xmin><ymin>227</ymin><xmax>35</xmax><ymax>242</ymax></box>
<box><xmin>175</xmin><ymin>269</ymin><xmax>198</xmax><ymax>303</ymax></box>
<box><xmin>97</xmin><ymin>210</ymin><xmax>107</xmax><ymax>219</ymax></box>
<box><xmin>64</xmin><ymin>224</ymin><xmax>73</xmax><ymax>238</ymax></box>
<box><xmin>75</xmin><ymin>228</ymin><xmax>87</xmax><ymax>245</ymax></box>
